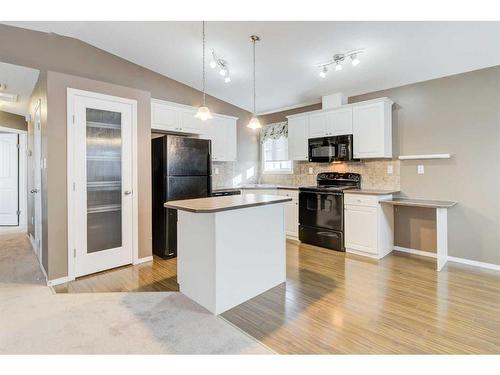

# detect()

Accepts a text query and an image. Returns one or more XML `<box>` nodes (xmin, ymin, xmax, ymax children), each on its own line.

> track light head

<box><xmin>319</xmin><ymin>66</ymin><xmax>328</xmax><ymax>78</ymax></box>
<box><xmin>335</xmin><ymin>62</ymin><xmax>343</xmax><ymax>71</ymax></box>
<box><xmin>351</xmin><ymin>54</ymin><xmax>360</xmax><ymax>66</ymax></box>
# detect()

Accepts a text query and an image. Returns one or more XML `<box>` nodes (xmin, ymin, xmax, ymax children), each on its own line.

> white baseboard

<box><xmin>134</xmin><ymin>255</ymin><xmax>153</xmax><ymax>265</ymax></box>
<box><xmin>47</xmin><ymin>276</ymin><xmax>74</xmax><ymax>287</ymax></box>
<box><xmin>394</xmin><ymin>246</ymin><xmax>437</xmax><ymax>259</ymax></box>
<box><xmin>0</xmin><ymin>226</ymin><xmax>27</xmax><ymax>233</ymax></box>
<box><xmin>447</xmin><ymin>256</ymin><xmax>500</xmax><ymax>272</ymax></box>
<box><xmin>346</xmin><ymin>248</ymin><xmax>380</xmax><ymax>259</ymax></box>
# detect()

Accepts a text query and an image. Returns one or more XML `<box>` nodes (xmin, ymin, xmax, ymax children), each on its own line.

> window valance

<box><xmin>261</xmin><ymin>121</ymin><xmax>288</xmax><ymax>143</ymax></box>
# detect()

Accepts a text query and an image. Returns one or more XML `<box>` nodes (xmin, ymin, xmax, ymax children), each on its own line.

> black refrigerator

<box><xmin>151</xmin><ymin>135</ymin><xmax>212</xmax><ymax>258</ymax></box>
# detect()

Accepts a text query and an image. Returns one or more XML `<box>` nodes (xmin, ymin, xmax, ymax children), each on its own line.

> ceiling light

<box><xmin>211</xmin><ymin>50</ymin><xmax>232</xmax><ymax>83</ymax></box>
<box><xmin>219</xmin><ymin>68</ymin><xmax>227</xmax><ymax>76</ymax></box>
<box><xmin>224</xmin><ymin>76</ymin><xmax>231</xmax><ymax>83</ymax></box>
<box><xmin>0</xmin><ymin>91</ymin><xmax>18</xmax><ymax>102</ymax></box>
<box><xmin>194</xmin><ymin>21</ymin><xmax>213</xmax><ymax>122</ymax></box>
<box><xmin>247</xmin><ymin>35</ymin><xmax>262</xmax><ymax>130</ymax></box>
<box><xmin>351</xmin><ymin>54</ymin><xmax>360</xmax><ymax>66</ymax></box>
<box><xmin>316</xmin><ymin>49</ymin><xmax>364</xmax><ymax>74</ymax></box>
<box><xmin>209</xmin><ymin>60</ymin><xmax>217</xmax><ymax>69</ymax></box>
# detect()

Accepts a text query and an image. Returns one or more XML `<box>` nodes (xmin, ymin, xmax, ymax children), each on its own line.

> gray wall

<box><xmin>350</xmin><ymin>65</ymin><xmax>500</xmax><ymax>265</ymax></box>
<box><xmin>0</xmin><ymin>110</ymin><xmax>27</xmax><ymax>131</ymax></box>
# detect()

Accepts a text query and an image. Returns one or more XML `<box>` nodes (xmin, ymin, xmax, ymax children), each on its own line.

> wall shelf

<box><xmin>398</xmin><ymin>154</ymin><xmax>450</xmax><ymax>160</ymax></box>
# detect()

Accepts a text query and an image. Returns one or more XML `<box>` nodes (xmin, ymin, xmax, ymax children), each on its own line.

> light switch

<box><xmin>417</xmin><ymin>165</ymin><xmax>424</xmax><ymax>174</ymax></box>
<box><xmin>387</xmin><ymin>165</ymin><xmax>393</xmax><ymax>175</ymax></box>
<box><xmin>308</xmin><ymin>167</ymin><xmax>314</xmax><ymax>175</ymax></box>
<box><xmin>214</xmin><ymin>167</ymin><xmax>219</xmax><ymax>175</ymax></box>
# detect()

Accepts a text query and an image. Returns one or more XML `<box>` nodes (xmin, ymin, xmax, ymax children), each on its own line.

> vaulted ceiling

<box><xmin>4</xmin><ymin>21</ymin><xmax>500</xmax><ymax>113</ymax></box>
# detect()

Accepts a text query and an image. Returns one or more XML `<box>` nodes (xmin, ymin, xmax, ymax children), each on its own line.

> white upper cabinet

<box><xmin>287</xmin><ymin>114</ymin><xmax>309</xmax><ymax>161</ymax></box>
<box><xmin>307</xmin><ymin>107</ymin><xmax>353</xmax><ymax>138</ymax></box>
<box><xmin>151</xmin><ymin>99</ymin><xmax>205</xmax><ymax>134</ymax></box>
<box><xmin>308</xmin><ymin>112</ymin><xmax>327</xmax><ymax>138</ymax></box>
<box><xmin>151</xmin><ymin>100</ymin><xmax>178</xmax><ymax>132</ymax></box>
<box><xmin>352</xmin><ymin>98</ymin><xmax>393</xmax><ymax>159</ymax></box>
<box><xmin>178</xmin><ymin>109</ymin><xmax>203</xmax><ymax>134</ymax></box>
<box><xmin>325</xmin><ymin>107</ymin><xmax>353</xmax><ymax>136</ymax></box>
<box><xmin>201</xmin><ymin>115</ymin><xmax>238</xmax><ymax>162</ymax></box>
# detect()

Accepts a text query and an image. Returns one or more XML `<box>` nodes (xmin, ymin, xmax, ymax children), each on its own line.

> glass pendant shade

<box><xmin>247</xmin><ymin>116</ymin><xmax>261</xmax><ymax>129</ymax></box>
<box><xmin>195</xmin><ymin>105</ymin><xmax>213</xmax><ymax>121</ymax></box>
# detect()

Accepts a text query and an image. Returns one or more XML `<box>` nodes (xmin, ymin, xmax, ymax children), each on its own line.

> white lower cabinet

<box><xmin>279</xmin><ymin>190</ymin><xmax>299</xmax><ymax>240</ymax></box>
<box><xmin>344</xmin><ymin>193</ymin><xmax>394</xmax><ymax>259</ymax></box>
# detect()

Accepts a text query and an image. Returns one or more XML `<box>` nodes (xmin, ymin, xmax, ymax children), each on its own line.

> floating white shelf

<box><xmin>398</xmin><ymin>154</ymin><xmax>451</xmax><ymax>160</ymax></box>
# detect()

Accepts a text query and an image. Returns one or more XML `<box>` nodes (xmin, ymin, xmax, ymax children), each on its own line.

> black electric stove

<box><xmin>298</xmin><ymin>172</ymin><xmax>361</xmax><ymax>251</ymax></box>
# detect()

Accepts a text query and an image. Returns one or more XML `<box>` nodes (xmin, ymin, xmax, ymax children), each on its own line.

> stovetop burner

<box><xmin>299</xmin><ymin>172</ymin><xmax>361</xmax><ymax>193</ymax></box>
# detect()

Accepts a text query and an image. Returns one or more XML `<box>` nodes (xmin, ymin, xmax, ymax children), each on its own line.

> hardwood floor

<box><xmin>53</xmin><ymin>241</ymin><xmax>500</xmax><ymax>354</ymax></box>
<box><xmin>53</xmin><ymin>255</ymin><xmax>178</xmax><ymax>293</ymax></box>
<box><xmin>222</xmin><ymin>241</ymin><xmax>500</xmax><ymax>354</ymax></box>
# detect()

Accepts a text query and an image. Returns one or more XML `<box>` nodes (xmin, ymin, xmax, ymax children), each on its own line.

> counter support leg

<box><xmin>436</xmin><ymin>208</ymin><xmax>448</xmax><ymax>271</ymax></box>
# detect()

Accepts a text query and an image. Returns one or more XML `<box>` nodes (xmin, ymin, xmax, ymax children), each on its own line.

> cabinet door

<box><xmin>326</xmin><ymin>107</ymin><xmax>353</xmax><ymax>135</ymax></box>
<box><xmin>344</xmin><ymin>205</ymin><xmax>378</xmax><ymax>254</ymax></box>
<box><xmin>287</xmin><ymin>116</ymin><xmax>309</xmax><ymax>160</ymax></box>
<box><xmin>353</xmin><ymin>102</ymin><xmax>387</xmax><ymax>158</ymax></box>
<box><xmin>285</xmin><ymin>200</ymin><xmax>299</xmax><ymax>238</ymax></box>
<box><xmin>151</xmin><ymin>102</ymin><xmax>178</xmax><ymax>131</ymax></box>
<box><xmin>211</xmin><ymin>116</ymin><xmax>237</xmax><ymax>162</ymax></box>
<box><xmin>179</xmin><ymin>109</ymin><xmax>203</xmax><ymax>134</ymax></box>
<box><xmin>308</xmin><ymin>112</ymin><xmax>327</xmax><ymax>138</ymax></box>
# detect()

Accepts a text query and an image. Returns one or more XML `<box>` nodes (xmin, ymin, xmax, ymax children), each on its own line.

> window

<box><xmin>262</xmin><ymin>136</ymin><xmax>293</xmax><ymax>174</ymax></box>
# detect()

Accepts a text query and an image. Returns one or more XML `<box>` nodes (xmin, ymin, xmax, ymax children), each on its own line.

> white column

<box><xmin>436</xmin><ymin>207</ymin><xmax>448</xmax><ymax>271</ymax></box>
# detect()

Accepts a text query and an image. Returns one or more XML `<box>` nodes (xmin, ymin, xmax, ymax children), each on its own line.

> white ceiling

<box><xmin>4</xmin><ymin>21</ymin><xmax>500</xmax><ymax>113</ymax></box>
<box><xmin>0</xmin><ymin>61</ymin><xmax>40</xmax><ymax>116</ymax></box>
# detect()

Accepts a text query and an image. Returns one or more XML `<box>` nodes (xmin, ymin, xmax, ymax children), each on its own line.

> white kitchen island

<box><xmin>165</xmin><ymin>194</ymin><xmax>291</xmax><ymax>315</ymax></box>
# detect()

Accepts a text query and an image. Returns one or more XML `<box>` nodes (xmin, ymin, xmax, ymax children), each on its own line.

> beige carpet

<box><xmin>0</xmin><ymin>233</ymin><xmax>272</xmax><ymax>354</ymax></box>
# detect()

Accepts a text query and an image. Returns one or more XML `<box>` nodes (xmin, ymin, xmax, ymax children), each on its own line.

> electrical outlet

<box><xmin>308</xmin><ymin>167</ymin><xmax>314</xmax><ymax>175</ymax></box>
<box><xmin>387</xmin><ymin>165</ymin><xmax>393</xmax><ymax>175</ymax></box>
<box><xmin>417</xmin><ymin>165</ymin><xmax>425</xmax><ymax>174</ymax></box>
<box><xmin>214</xmin><ymin>167</ymin><xmax>219</xmax><ymax>175</ymax></box>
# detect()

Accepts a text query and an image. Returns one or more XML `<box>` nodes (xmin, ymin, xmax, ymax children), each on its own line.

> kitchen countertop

<box><xmin>380</xmin><ymin>198</ymin><xmax>457</xmax><ymax>209</ymax></box>
<box><xmin>214</xmin><ymin>184</ymin><xmax>299</xmax><ymax>191</ymax></box>
<box><xmin>165</xmin><ymin>194</ymin><xmax>292</xmax><ymax>213</ymax></box>
<box><xmin>344</xmin><ymin>189</ymin><xmax>400</xmax><ymax>195</ymax></box>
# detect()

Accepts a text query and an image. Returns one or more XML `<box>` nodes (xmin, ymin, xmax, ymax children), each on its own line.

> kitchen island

<box><xmin>165</xmin><ymin>194</ymin><xmax>291</xmax><ymax>315</ymax></box>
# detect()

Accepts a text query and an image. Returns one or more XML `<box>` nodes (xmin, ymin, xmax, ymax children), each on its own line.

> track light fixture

<box><xmin>210</xmin><ymin>50</ymin><xmax>231</xmax><ymax>83</ymax></box>
<box><xmin>317</xmin><ymin>49</ymin><xmax>364</xmax><ymax>78</ymax></box>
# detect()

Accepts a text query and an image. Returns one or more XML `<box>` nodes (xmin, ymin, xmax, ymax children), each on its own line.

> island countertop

<box><xmin>165</xmin><ymin>194</ymin><xmax>292</xmax><ymax>213</ymax></box>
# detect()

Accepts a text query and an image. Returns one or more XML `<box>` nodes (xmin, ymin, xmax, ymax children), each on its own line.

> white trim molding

<box><xmin>47</xmin><ymin>276</ymin><xmax>75</xmax><ymax>287</ymax></box>
<box><xmin>133</xmin><ymin>256</ymin><xmax>153</xmax><ymax>265</ymax></box>
<box><xmin>394</xmin><ymin>246</ymin><xmax>437</xmax><ymax>259</ymax></box>
<box><xmin>448</xmin><ymin>256</ymin><xmax>500</xmax><ymax>272</ymax></box>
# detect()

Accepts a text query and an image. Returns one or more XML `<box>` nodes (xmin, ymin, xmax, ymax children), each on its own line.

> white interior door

<box><xmin>33</xmin><ymin>102</ymin><xmax>43</xmax><ymax>259</ymax></box>
<box><xmin>70</xmin><ymin>91</ymin><xmax>135</xmax><ymax>278</ymax></box>
<box><xmin>0</xmin><ymin>133</ymin><xmax>19</xmax><ymax>226</ymax></box>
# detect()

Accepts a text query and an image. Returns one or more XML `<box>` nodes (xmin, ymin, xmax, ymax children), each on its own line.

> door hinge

<box><xmin>16</xmin><ymin>210</ymin><xmax>21</xmax><ymax>216</ymax></box>
<box><xmin>16</xmin><ymin>143</ymin><xmax>20</xmax><ymax>149</ymax></box>
<box><xmin>73</xmin><ymin>248</ymin><xmax>76</xmax><ymax>258</ymax></box>
<box><xmin>72</xmin><ymin>115</ymin><xmax>75</xmax><ymax>124</ymax></box>
<box><xmin>72</xmin><ymin>182</ymin><xmax>76</xmax><ymax>191</ymax></box>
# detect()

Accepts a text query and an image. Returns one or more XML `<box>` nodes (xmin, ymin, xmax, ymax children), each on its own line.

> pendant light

<box><xmin>195</xmin><ymin>21</ymin><xmax>213</xmax><ymax>121</ymax></box>
<box><xmin>247</xmin><ymin>35</ymin><xmax>261</xmax><ymax>130</ymax></box>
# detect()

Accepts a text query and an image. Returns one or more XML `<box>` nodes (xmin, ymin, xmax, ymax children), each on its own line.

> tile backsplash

<box><xmin>212</xmin><ymin>161</ymin><xmax>260</xmax><ymax>188</ymax></box>
<box><xmin>260</xmin><ymin>160</ymin><xmax>401</xmax><ymax>190</ymax></box>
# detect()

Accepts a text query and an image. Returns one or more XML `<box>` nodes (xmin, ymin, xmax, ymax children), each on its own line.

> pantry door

<box><xmin>0</xmin><ymin>133</ymin><xmax>19</xmax><ymax>226</ymax></box>
<box><xmin>68</xmin><ymin>89</ymin><xmax>137</xmax><ymax>278</ymax></box>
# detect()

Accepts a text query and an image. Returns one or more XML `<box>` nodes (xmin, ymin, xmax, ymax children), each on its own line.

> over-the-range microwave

<box><xmin>308</xmin><ymin>134</ymin><xmax>355</xmax><ymax>163</ymax></box>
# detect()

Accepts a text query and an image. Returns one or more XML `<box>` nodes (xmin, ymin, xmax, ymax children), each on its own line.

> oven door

<box><xmin>299</xmin><ymin>191</ymin><xmax>343</xmax><ymax>231</ymax></box>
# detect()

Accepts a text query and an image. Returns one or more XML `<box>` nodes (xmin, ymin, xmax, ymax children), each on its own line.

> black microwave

<box><xmin>308</xmin><ymin>134</ymin><xmax>355</xmax><ymax>162</ymax></box>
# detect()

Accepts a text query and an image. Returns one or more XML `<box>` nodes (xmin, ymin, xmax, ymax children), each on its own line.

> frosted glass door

<box><xmin>70</xmin><ymin>90</ymin><xmax>135</xmax><ymax>278</ymax></box>
<box><xmin>86</xmin><ymin>108</ymin><xmax>123</xmax><ymax>253</ymax></box>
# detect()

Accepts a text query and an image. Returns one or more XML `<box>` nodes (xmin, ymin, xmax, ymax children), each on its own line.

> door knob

<box><xmin>30</xmin><ymin>189</ymin><xmax>39</xmax><ymax>194</ymax></box>
<box><xmin>124</xmin><ymin>190</ymin><xmax>132</xmax><ymax>195</ymax></box>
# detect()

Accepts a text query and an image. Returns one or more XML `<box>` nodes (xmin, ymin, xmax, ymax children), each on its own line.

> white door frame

<box><xmin>33</xmin><ymin>100</ymin><xmax>43</xmax><ymax>261</ymax></box>
<box><xmin>0</xmin><ymin>125</ymin><xmax>27</xmax><ymax>232</ymax></box>
<box><xmin>66</xmin><ymin>88</ymin><xmax>139</xmax><ymax>281</ymax></box>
